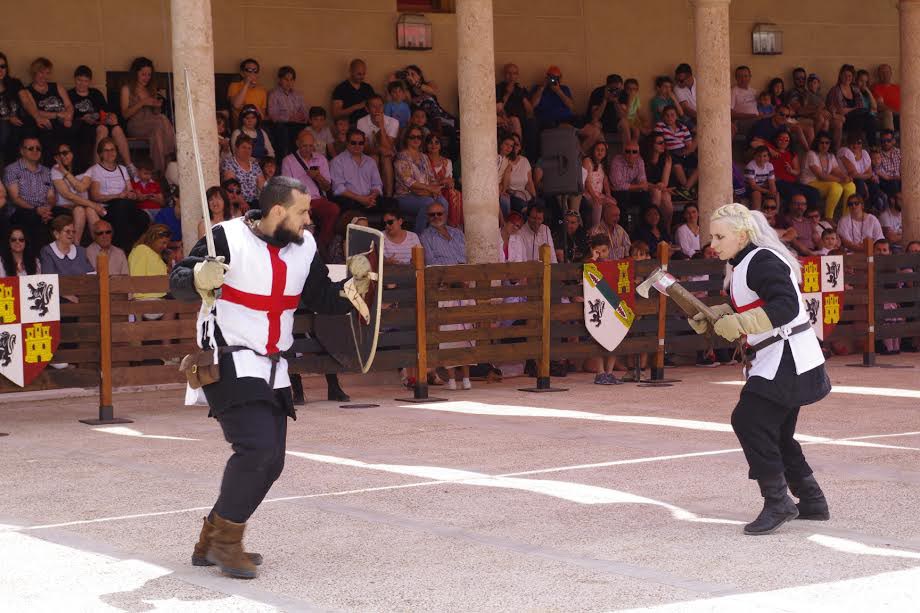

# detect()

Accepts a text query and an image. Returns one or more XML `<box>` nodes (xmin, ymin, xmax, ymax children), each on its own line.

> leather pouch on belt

<box><xmin>179</xmin><ymin>350</ymin><xmax>220</xmax><ymax>389</ymax></box>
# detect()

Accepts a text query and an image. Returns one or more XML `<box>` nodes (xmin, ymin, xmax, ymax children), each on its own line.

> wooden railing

<box><xmin>3</xmin><ymin>244</ymin><xmax>918</xmax><ymax>414</ymax></box>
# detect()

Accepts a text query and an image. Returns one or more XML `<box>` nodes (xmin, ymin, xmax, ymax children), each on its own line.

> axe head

<box><xmin>636</xmin><ymin>268</ymin><xmax>676</xmax><ymax>298</ymax></box>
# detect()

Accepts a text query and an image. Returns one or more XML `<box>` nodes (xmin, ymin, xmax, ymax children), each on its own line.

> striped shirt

<box><xmin>654</xmin><ymin>122</ymin><xmax>692</xmax><ymax>152</ymax></box>
<box><xmin>4</xmin><ymin>159</ymin><xmax>52</xmax><ymax>208</ymax></box>
<box><xmin>879</xmin><ymin>147</ymin><xmax>901</xmax><ymax>178</ymax></box>
<box><xmin>420</xmin><ymin>225</ymin><xmax>466</xmax><ymax>266</ymax></box>
<box><xmin>744</xmin><ymin>160</ymin><xmax>775</xmax><ymax>186</ymax></box>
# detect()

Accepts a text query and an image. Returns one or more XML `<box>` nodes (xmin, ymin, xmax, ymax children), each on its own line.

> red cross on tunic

<box><xmin>219</xmin><ymin>245</ymin><xmax>301</xmax><ymax>354</ymax></box>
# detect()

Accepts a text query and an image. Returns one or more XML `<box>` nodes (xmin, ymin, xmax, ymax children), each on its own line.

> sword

<box><xmin>183</xmin><ymin>67</ymin><xmax>215</xmax><ymax>258</ymax></box>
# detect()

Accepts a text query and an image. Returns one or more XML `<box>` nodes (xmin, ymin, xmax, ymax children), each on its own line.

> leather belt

<box><xmin>746</xmin><ymin>322</ymin><xmax>813</xmax><ymax>359</ymax></box>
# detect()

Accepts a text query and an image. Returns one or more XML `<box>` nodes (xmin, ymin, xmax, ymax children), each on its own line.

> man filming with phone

<box><xmin>280</xmin><ymin>129</ymin><xmax>340</xmax><ymax>255</ymax></box>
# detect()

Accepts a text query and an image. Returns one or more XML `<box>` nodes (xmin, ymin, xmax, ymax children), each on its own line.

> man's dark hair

<box><xmin>346</xmin><ymin>127</ymin><xmax>366</xmax><ymax>143</ymax></box>
<box><xmin>793</xmin><ymin>67</ymin><xmax>806</xmax><ymax>77</ymax></box>
<box><xmin>365</xmin><ymin>94</ymin><xmax>384</xmax><ymax>106</ymax></box>
<box><xmin>258</xmin><ymin>176</ymin><xmax>308</xmax><ymax>213</ymax></box>
<box><xmin>134</xmin><ymin>156</ymin><xmax>155</xmax><ymax>172</ymax></box>
<box><xmin>605</xmin><ymin>74</ymin><xmax>623</xmax><ymax>85</ymax></box>
<box><xmin>874</xmin><ymin>238</ymin><xmax>890</xmax><ymax>249</ymax></box>
<box><xmin>528</xmin><ymin>204</ymin><xmax>546</xmax><ymax>218</ymax></box>
<box><xmin>74</xmin><ymin>65</ymin><xmax>93</xmax><ymax>79</ymax></box>
<box><xmin>655</xmin><ymin>75</ymin><xmax>674</xmax><ymax>88</ymax></box>
<box><xmin>277</xmin><ymin>65</ymin><xmax>295</xmax><ymax>80</ymax></box>
<box><xmin>240</xmin><ymin>58</ymin><xmax>259</xmax><ymax>71</ymax></box>
<box><xmin>387</xmin><ymin>80</ymin><xmax>406</xmax><ymax>93</ymax></box>
<box><xmin>735</xmin><ymin>65</ymin><xmax>751</xmax><ymax>74</ymax></box>
<box><xmin>624</xmin><ymin>78</ymin><xmax>638</xmax><ymax>88</ymax></box>
<box><xmin>675</xmin><ymin>63</ymin><xmax>692</xmax><ymax>76</ymax></box>
<box><xmin>308</xmin><ymin>106</ymin><xmax>326</xmax><ymax>119</ymax></box>
<box><xmin>880</xmin><ymin>129</ymin><xmax>895</xmax><ymax>139</ymax></box>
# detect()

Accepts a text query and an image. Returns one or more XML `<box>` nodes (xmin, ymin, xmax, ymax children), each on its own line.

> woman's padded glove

<box><xmin>688</xmin><ymin>303</ymin><xmax>735</xmax><ymax>335</ymax></box>
<box><xmin>340</xmin><ymin>254</ymin><xmax>377</xmax><ymax>323</ymax></box>
<box><xmin>193</xmin><ymin>257</ymin><xmax>230</xmax><ymax>305</ymax></box>
<box><xmin>713</xmin><ymin>306</ymin><xmax>774</xmax><ymax>342</ymax></box>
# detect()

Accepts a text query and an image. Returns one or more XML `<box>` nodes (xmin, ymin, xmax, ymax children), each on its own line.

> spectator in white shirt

<box><xmin>837</xmin><ymin>195</ymin><xmax>883</xmax><ymax>252</ymax></box>
<box><xmin>836</xmin><ymin>134</ymin><xmax>879</xmax><ymax>207</ymax></box>
<box><xmin>731</xmin><ymin>65</ymin><xmax>762</xmax><ymax>136</ymax></box>
<box><xmin>674</xmin><ymin>63</ymin><xmax>697</xmax><ymax>123</ymax></box>
<box><xmin>516</xmin><ymin>204</ymin><xmax>557</xmax><ymax>262</ymax></box>
<box><xmin>382</xmin><ymin>209</ymin><xmax>421</xmax><ymax>265</ymax></box>
<box><xmin>674</xmin><ymin>202</ymin><xmax>701</xmax><ymax>258</ymax></box>
<box><xmin>879</xmin><ymin>192</ymin><xmax>903</xmax><ymax>249</ymax></box>
<box><xmin>357</xmin><ymin>94</ymin><xmax>398</xmax><ymax>197</ymax></box>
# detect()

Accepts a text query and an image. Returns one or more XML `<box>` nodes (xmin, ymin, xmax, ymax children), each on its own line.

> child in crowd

<box><xmin>629</xmin><ymin>240</ymin><xmax>650</xmax><ymax>261</ymax></box>
<box><xmin>329</xmin><ymin>117</ymin><xmax>350</xmax><ymax>158</ymax></box>
<box><xmin>756</xmin><ymin>90</ymin><xmax>774</xmax><ymax>117</ymax></box>
<box><xmin>260</xmin><ymin>156</ymin><xmax>276</xmax><ymax>180</ymax></box>
<box><xmin>409</xmin><ymin>108</ymin><xmax>431</xmax><ymax>141</ymax></box>
<box><xmin>231</xmin><ymin>105</ymin><xmax>274</xmax><ymax>160</ymax></box>
<box><xmin>306</xmin><ymin>107</ymin><xmax>334</xmax><ymax>158</ymax></box>
<box><xmin>744</xmin><ymin>145</ymin><xmax>778</xmax><ymax>210</ymax></box>
<box><xmin>583</xmin><ymin>234</ymin><xmax>623</xmax><ymax>385</ymax></box>
<box><xmin>384</xmin><ymin>81</ymin><xmax>411</xmax><ymax>130</ymax></box>
<box><xmin>154</xmin><ymin>184</ymin><xmax>183</xmax><ymax>261</ymax></box>
<box><xmin>131</xmin><ymin>157</ymin><xmax>164</xmax><ymax>220</ymax></box>
<box><xmin>816</xmin><ymin>228</ymin><xmax>841</xmax><ymax>255</ymax></box>
<box><xmin>621</xmin><ymin>240</ymin><xmax>653</xmax><ymax>379</ymax></box>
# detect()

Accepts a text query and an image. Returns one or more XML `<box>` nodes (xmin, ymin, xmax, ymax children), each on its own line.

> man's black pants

<box><xmin>731</xmin><ymin>391</ymin><xmax>813</xmax><ymax>482</ymax></box>
<box><xmin>211</xmin><ymin>397</ymin><xmax>288</xmax><ymax>523</ymax></box>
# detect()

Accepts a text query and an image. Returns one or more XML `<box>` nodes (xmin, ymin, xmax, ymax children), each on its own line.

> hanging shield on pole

<box><xmin>313</xmin><ymin>224</ymin><xmax>384</xmax><ymax>373</ymax></box>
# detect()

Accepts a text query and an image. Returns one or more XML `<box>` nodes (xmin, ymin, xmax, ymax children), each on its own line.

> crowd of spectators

<box><xmin>0</xmin><ymin>50</ymin><xmax>916</xmax><ymax>376</ymax></box>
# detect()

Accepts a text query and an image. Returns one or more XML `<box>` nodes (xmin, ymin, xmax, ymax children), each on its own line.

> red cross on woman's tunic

<box><xmin>219</xmin><ymin>245</ymin><xmax>301</xmax><ymax>354</ymax></box>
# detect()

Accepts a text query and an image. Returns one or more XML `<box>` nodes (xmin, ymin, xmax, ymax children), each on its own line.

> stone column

<box><xmin>901</xmin><ymin>0</ymin><xmax>920</xmax><ymax>243</ymax></box>
<box><xmin>170</xmin><ymin>0</ymin><xmax>219</xmax><ymax>254</ymax></box>
<box><xmin>691</xmin><ymin>0</ymin><xmax>733</xmax><ymax>242</ymax></box>
<box><xmin>456</xmin><ymin>0</ymin><xmax>499</xmax><ymax>263</ymax></box>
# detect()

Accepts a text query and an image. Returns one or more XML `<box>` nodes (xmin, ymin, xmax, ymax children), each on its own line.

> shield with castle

<box><xmin>0</xmin><ymin>274</ymin><xmax>61</xmax><ymax>387</ymax></box>
<box><xmin>583</xmin><ymin>259</ymin><xmax>636</xmax><ymax>351</ymax></box>
<box><xmin>799</xmin><ymin>255</ymin><xmax>844</xmax><ymax>341</ymax></box>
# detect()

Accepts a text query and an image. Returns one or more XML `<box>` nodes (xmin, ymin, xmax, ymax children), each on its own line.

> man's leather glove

<box><xmin>713</xmin><ymin>306</ymin><xmax>774</xmax><ymax>342</ymax></box>
<box><xmin>688</xmin><ymin>303</ymin><xmax>734</xmax><ymax>335</ymax></box>
<box><xmin>193</xmin><ymin>257</ymin><xmax>229</xmax><ymax>306</ymax></box>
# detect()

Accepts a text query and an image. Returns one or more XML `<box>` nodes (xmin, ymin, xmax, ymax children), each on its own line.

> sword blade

<box><xmin>183</xmin><ymin>67</ymin><xmax>215</xmax><ymax>258</ymax></box>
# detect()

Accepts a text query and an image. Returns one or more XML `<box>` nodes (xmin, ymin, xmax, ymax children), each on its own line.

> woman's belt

<box><xmin>746</xmin><ymin>322</ymin><xmax>813</xmax><ymax>359</ymax></box>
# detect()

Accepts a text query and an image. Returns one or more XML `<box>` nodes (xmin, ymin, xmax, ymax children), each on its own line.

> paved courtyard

<box><xmin>2</xmin><ymin>355</ymin><xmax>920</xmax><ymax>612</ymax></box>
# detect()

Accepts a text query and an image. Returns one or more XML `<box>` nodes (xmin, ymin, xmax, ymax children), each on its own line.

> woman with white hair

<box><xmin>688</xmin><ymin>203</ymin><xmax>831</xmax><ymax>535</ymax></box>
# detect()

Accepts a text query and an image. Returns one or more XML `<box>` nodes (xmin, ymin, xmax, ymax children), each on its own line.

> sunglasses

<box><xmin>9</xmin><ymin>236</ymin><xmax>25</xmax><ymax>243</ymax></box>
<box><xmin>407</xmin><ymin>134</ymin><xmax>422</xmax><ymax>140</ymax></box>
<box><xmin>348</xmin><ymin>140</ymin><xmax>365</xmax><ymax>146</ymax></box>
<box><xmin>847</xmin><ymin>201</ymin><xmax>863</xmax><ymax>207</ymax></box>
<box><xmin>384</xmin><ymin>219</ymin><xmax>397</xmax><ymax>225</ymax></box>
<box><xmin>763</xmin><ymin>206</ymin><xmax>778</xmax><ymax>211</ymax></box>
<box><xmin>23</xmin><ymin>145</ymin><xmax>42</xmax><ymax>152</ymax></box>
<box><xmin>94</xmin><ymin>229</ymin><xmax>113</xmax><ymax>236</ymax></box>
<box><xmin>428</xmin><ymin>211</ymin><xmax>444</xmax><ymax>217</ymax></box>
<box><xmin>57</xmin><ymin>149</ymin><xmax>72</xmax><ymax>156</ymax></box>
<box><xmin>243</xmin><ymin>67</ymin><xmax>259</xmax><ymax>73</ymax></box>
<box><xmin>156</xmin><ymin>231</ymin><xmax>171</xmax><ymax>238</ymax></box>
<box><xmin>625</xmin><ymin>149</ymin><xmax>639</xmax><ymax>154</ymax></box>
<box><xmin>818</xmin><ymin>140</ymin><xmax>831</xmax><ymax>145</ymax></box>
<box><xmin>881</xmin><ymin>138</ymin><xmax>894</xmax><ymax>143</ymax></box>
<box><xmin>0</xmin><ymin>64</ymin><xmax>6</xmax><ymax>69</ymax></box>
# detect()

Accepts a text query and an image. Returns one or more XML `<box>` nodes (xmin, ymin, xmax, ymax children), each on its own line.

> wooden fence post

<box><xmin>653</xmin><ymin>241</ymin><xmax>670</xmax><ymax>380</ymax></box>
<box><xmin>521</xmin><ymin>244</ymin><xmax>566</xmax><ymax>392</ymax></box>
<box><xmin>864</xmin><ymin>238</ymin><xmax>876</xmax><ymax>367</ymax></box>
<box><xmin>397</xmin><ymin>245</ymin><xmax>445</xmax><ymax>402</ymax></box>
<box><xmin>80</xmin><ymin>252</ymin><xmax>132</xmax><ymax>425</ymax></box>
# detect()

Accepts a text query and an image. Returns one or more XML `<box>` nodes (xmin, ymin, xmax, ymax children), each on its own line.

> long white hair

<box><xmin>711</xmin><ymin>203</ymin><xmax>802</xmax><ymax>283</ymax></box>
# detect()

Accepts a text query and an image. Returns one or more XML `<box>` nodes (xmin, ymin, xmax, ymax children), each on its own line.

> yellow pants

<box><xmin>808</xmin><ymin>180</ymin><xmax>856</xmax><ymax>219</ymax></box>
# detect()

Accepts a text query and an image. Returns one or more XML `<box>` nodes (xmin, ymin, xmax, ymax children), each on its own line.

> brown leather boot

<box><xmin>192</xmin><ymin>517</ymin><xmax>263</xmax><ymax>567</ymax></box>
<box><xmin>204</xmin><ymin>513</ymin><xmax>259</xmax><ymax>578</ymax></box>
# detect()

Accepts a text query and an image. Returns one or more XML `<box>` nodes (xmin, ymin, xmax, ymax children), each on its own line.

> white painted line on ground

<box><xmin>715</xmin><ymin>380</ymin><xmax>920</xmax><ymax>399</ymax></box>
<box><xmin>0</xmin><ymin>531</ymin><xmax>277</xmax><ymax>612</ymax></box>
<box><xmin>92</xmin><ymin>426</ymin><xmax>200</xmax><ymax>441</ymax></box>
<box><xmin>615</xmin><ymin>565</ymin><xmax>920</xmax><ymax>612</ymax></box>
<box><xmin>405</xmin><ymin>401</ymin><xmax>920</xmax><ymax>451</ymax></box>
<box><xmin>286</xmin><ymin>451</ymin><xmax>743</xmax><ymax>525</ymax></box>
<box><xmin>808</xmin><ymin>534</ymin><xmax>920</xmax><ymax>560</ymax></box>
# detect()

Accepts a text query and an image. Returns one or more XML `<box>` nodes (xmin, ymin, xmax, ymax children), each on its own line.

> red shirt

<box><xmin>131</xmin><ymin>179</ymin><xmax>162</xmax><ymax>211</ymax></box>
<box><xmin>871</xmin><ymin>83</ymin><xmax>901</xmax><ymax>113</ymax></box>
<box><xmin>772</xmin><ymin>149</ymin><xmax>797</xmax><ymax>182</ymax></box>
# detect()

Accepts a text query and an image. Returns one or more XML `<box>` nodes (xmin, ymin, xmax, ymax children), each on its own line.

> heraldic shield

<box><xmin>0</xmin><ymin>274</ymin><xmax>61</xmax><ymax>387</ymax></box>
<box><xmin>799</xmin><ymin>255</ymin><xmax>844</xmax><ymax>341</ymax></box>
<box><xmin>583</xmin><ymin>260</ymin><xmax>636</xmax><ymax>352</ymax></box>
<box><xmin>313</xmin><ymin>224</ymin><xmax>384</xmax><ymax>374</ymax></box>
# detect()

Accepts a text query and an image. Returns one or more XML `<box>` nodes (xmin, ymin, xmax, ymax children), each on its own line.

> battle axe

<box><xmin>635</xmin><ymin>268</ymin><xmax>718</xmax><ymax>321</ymax></box>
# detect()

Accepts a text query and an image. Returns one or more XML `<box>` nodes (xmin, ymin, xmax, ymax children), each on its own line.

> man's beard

<box><xmin>271</xmin><ymin>222</ymin><xmax>305</xmax><ymax>246</ymax></box>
